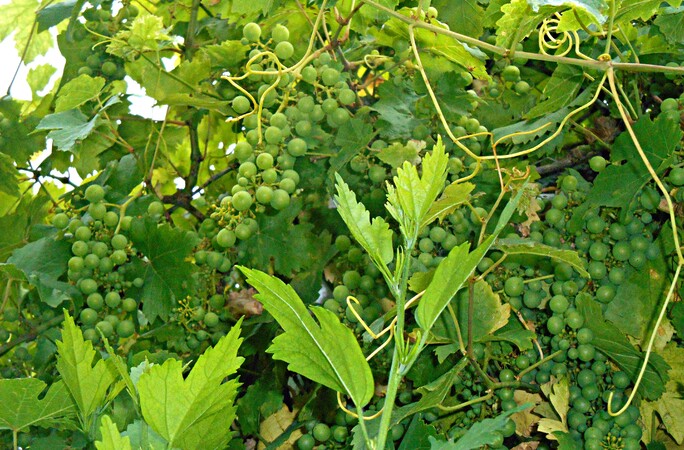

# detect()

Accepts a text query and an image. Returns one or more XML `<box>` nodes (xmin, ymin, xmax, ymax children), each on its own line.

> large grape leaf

<box><xmin>35</xmin><ymin>110</ymin><xmax>102</xmax><ymax>152</ymax></box>
<box><xmin>54</xmin><ymin>75</ymin><xmax>106</xmax><ymax>113</ymax></box>
<box><xmin>525</xmin><ymin>65</ymin><xmax>584</xmax><ymax>120</ymax></box>
<box><xmin>370</xmin><ymin>80</ymin><xmax>422</xmax><ymax>140</ymax></box>
<box><xmin>329</xmin><ymin>118</ymin><xmax>375</xmax><ymax>173</ymax></box>
<box><xmin>238</xmin><ymin>200</ymin><xmax>320</xmax><ymax>276</ymax></box>
<box><xmin>56</xmin><ymin>313</ymin><xmax>120</xmax><ymax>421</ymax></box>
<box><xmin>8</xmin><ymin>237</ymin><xmax>78</xmax><ymax>307</ymax></box>
<box><xmin>0</xmin><ymin>378</ymin><xmax>75</xmax><ymax>433</ymax></box>
<box><xmin>239</xmin><ymin>267</ymin><xmax>375</xmax><ymax>408</ymax></box>
<box><xmin>386</xmin><ymin>138</ymin><xmax>449</xmax><ymax>237</ymax></box>
<box><xmin>432</xmin><ymin>0</ymin><xmax>484</xmax><ymax>39</ymax></box>
<box><xmin>576</xmin><ymin>296</ymin><xmax>670</xmax><ymax>400</ymax></box>
<box><xmin>95</xmin><ymin>415</ymin><xmax>132</xmax><ymax>450</ymax></box>
<box><xmin>654</xmin><ymin>8</ymin><xmax>684</xmax><ymax>45</ymax></box>
<box><xmin>422</xmin><ymin>182</ymin><xmax>474</xmax><ymax>228</ymax></box>
<box><xmin>137</xmin><ymin>320</ymin><xmax>244</xmax><ymax>450</ymax></box>
<box><xmin>641</xmin><ymin>344</ymin><xmax>684</xmax><ymax>445</ymax></box>
<box><xmin>334</xmin><ymin>173</ymin><xmax>394</xmax><ymax>266</ymax></box>
<box><xmin>605</xmin><ymin>234</ymin><xmax>670</xmax><ymax>341</ymax></box>
<box><xmin>129</xmin><ymin>218</ymin><xmax>199</xmax><ymax>322</ymax></box>
<box><xmin>416</xmin><ymin>185</ymin><xmax>525</xmax><ymax>333</ymax></box>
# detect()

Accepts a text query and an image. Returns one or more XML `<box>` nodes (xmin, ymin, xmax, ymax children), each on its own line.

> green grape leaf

<box><xmin>55</xmin><ymin>75</ymin><xmax>105</xmax><ymax>113</ymax></box>
<box><xmin>422</xmin><ymin>182</ymin><xmax>475</xmax><ymax>229</ymax></box>
<box><xmin>239</xmin><ymin>267</ymin><xmax>375</xmax><ymax>408</ymax></box>
<box><xmin>36</xmin><ymin>0</ymin><xmax>78</xmax><ymax>33</ymax></box>
<box><xmin>0</xmin><ymin>0</ymin><xmax>53</xmax><ymax>63</ymax></box>
<box><xmin>576</xmin><ymin>295</ymin><xmax>670</xmax><ymax>400</ymax></box>
<box><xmin>494</xmin><ymin>237</ymin><xmax>588</xmax><ymax>277</ymax></box>
<box><xmin>56</xmin><ymin>313</ymin><xmax>119</xmax><ymax>420</ymax></box>
<box><xmin>129</xmin><ymin>218</ymin><xmax>199</xmax><ymax>323</ymax></box>
<box><xmin>527</xmin><ymin>0</ymin><xmax>608</xmax><ymax>23</ymax></box>
<box><xmin>416</xmin><ymin>185</ymin><xmax>525</xmax><ymax>333</ymax></box>
<box><xmin>429</xmin><ymin>404</ymin><xmax>532</xmax><ymax>449</ymax></box>
<box><xmin>525</xmin><ymin>65</ymin><xmax>584</xmax><ymax>119</ymax></box>
<box><xmin>108</xmin><ymin>14</ymin><xmax>175</xmax><ymax>58</ymax></box>
<box><xmin>376</xmin><ymin>141</ymin><xmax>422</xmax><ymax>168</ymax></box>
<box><xmin>605</xmin><ymin>236</ymin><xmax>670</xmax><ymax>341</ymax></box>
<box><xmin>554</xmin><ymin>431</ymin><xmax>583</xmax><ymax>449</ymax></box>
<box><xmin>642</xmin><ymin>344</ymin><xmax>684</xmax><ymax>445</ymax></box>
<box><xmin>27</xmin><ymin>64</ymin><xmax>57</xmax><ymax>99</ymax></box>
<box><xmin>334</xmin><ymin>173</ymin><xmax>394</xmax><ymax>266</ymax></box>
<box><xmin>0</xmin><ymin>194</ymin><xmax>50</xmax><ymax>262</ymax></box>
<box><xmin>0</xmin><ymin>153</ymin><xmax>20</xmax><ymax>197</ymax></box>
<box><xmin>484</xmin><ymin>318</ymin><xmax>536</xmax><ymax>351</ymax></box>
<box><xmin>199</xmin><ymin>40</ymin><xmax>249</xmax><ymax>69</ymax></box>
<box><xmin>654</xmin><ymin>7</ymin><xmax>684</xmax><ymax>46</ymax></box>
<box><xmin>35</xmin><ymin>109</ymin><xmax>101</xmax><ymax>151</ymax></box>
<box><xmin>615</xmin><ymin>0</ymin><xmax>663</xmax><ymax>24</ymax></box>
<box><xmin>8</xmin><ymin>237</ymin><xmax>78</xmax><ymax>307</ymax></box>
<box><xmin>230</xmin><ymin>0</ymin><xmax>275</xmax><ymax>14</ymax></box>
<box><xmin>0</xmin><ymin>378</ymin><xmax>75</xmax><ymax>433</ymax></box>
<box><xmin>95</xmin><ymin>415</ymin><xmax>132</xmax><ymax>450</ymax></box>
<box><xmin>432</xmin><ymin>0</ymin><xmax>484</xmax><ymax>39</ymax></box>
<box><xmin>330</xmin><ymin>118</ymin><xmax>375</xmax><ymax>173</ymax></box>
<box><xmin>397</xmin><ymin>415</ymin><xmax>438</xmax><ymax>450</ymax></box>
<box><xmin>138</xmin><ymin>320</ymin><xmax>244</xmax><ymax>450</ymax></box>
<box><xmin>238</xmin><ymin>200</ymin><xmax>319</xmax><ymax>276</ymax></box>
<box><xmin>125</xmin><ymin>53</ymin><xmax>230</xmax><ymax>113</ymax></box>
<box><xmin>386</xmin><ymin>137</ymin><xmax>449</xmax><ymax>235</ymax></box>
<box><xmin>496</xmin><ymin>0</ymin><xmax>557</xmax><ymax>47</ymax></box>
<box><xmin>371</xmin><ymin>80</ymin><xmax>422</xmax><ymax>140</ymax></box>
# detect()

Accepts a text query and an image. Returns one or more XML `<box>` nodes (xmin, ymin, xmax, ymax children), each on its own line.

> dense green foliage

<box><xmin>1</xmin><ymin>0</ymin><xmax>684</xmax><ymax>449</ymax></box>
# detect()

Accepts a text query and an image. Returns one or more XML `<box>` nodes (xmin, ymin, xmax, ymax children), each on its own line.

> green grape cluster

<box><xmin>73</xmin><ymin>2</ymin><xmax>133</xmax><ymax>80</ymax></box>
<box><xmin>297</xmin><ymin>407</ymin><xmax>358</xmax><ymax>450</ymax></box>
<box><xmin>52</xmin><ymin>185</ymin><xmax>153</xmax><ymax>344</ymax></box>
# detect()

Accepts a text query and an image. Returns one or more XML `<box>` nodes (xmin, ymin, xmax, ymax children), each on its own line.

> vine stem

<box><xmin>604</xmin><ymin>67</ymin><xmax>684</xmax><ymax>415</ymax></box>
<box><xmin>361</xmin><ymin>0</ymin><xmax>684</xmax><ymax>75</ymax></box>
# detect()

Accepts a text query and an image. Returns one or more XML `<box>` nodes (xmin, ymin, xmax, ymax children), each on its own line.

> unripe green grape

<box><xmin>80</xmin><ymin>278</ymin><xmax>98</xmax><ymax>295</ymax></box>
<box><xmin>504</xmin><ymin>277</ymin><xmax>524</xmax><ymax>297</ymax></box>
<box><xmin>239</xmin><ymin>161</ymin><xmax>257</xmax><ymax>178</ymax></box>
<box><xmin>271</xmin><ymin>189</ymin><xmax>290</xmax><ymax>210</ymax></box>
<box><xmin>69</xmin><ymin>256</ymin><xmax>85</xmax><ymax>271</ymax></box>
<box><xmin>234</xmin><ymin>223</ymin><xmax>253</xmax><ymax>240</ymax></box>
<box><xmin>81</xmin><ymin>166</ymin><xmax>103</xmax><ymax>192</ymax></box>
<box><xmin>88</xmin><ymin>202</ymin><xmax>107</xmax><ymax>220</ymax></box>
<box><xmin>95</xmin><ymin>320</ymin><xmax>114</xmax><ymax>338</ymax></box>
<box><xmin>321</xmin><ymin>68</ymin><xmax>340</xmax><ymax>86</ymax></box>
<box><xmin>312</xmin><ymin>423</ymin><xmax>331</xmax><ymax>442</ymax></box>
<box><xmin>368</xmin><ymin>166</ymin><xmax>386</xmax><ymax>184</ymax></box>
<box><xmin>287</xmin><ymin>138</ymin><xmax>307</xmax><ymax>157</ymax></box>
<box><xmin>331</xmin><ymin>108</ymin><xmax>349</xmax><ymax>125</ymax></box>
<box><xmin>52</xmin><ymin>213</ymin><xmax>70</xmax><ymax>229</ymax></box>
<box><xmin>204</xmin><ymin>311</ymin><xmax>220</xmax><ymax>327</ymax></box>
<box><xmin>243</xmin><ymin>22</ymin><xmax>261</xmax><ymax>42</ymax></box>
<box><xmin>661</xmin><ymin>97</ymin><xmax>679</xmax><ymax>112</ymax></box>
<box><xmin>121</xmin><ymin>297</ymin><xmax>137</xmax><ymax>313</ymax></box>
<box><xmin>589</xmin><ymin>155</ymin><xmax>607</xmax><ymax>172</ymax></box>
<box><xmin>279</xmin><ymin>178</ymin><xmax>296</xmax><ymax>194</ymax></box>
<box><xmin>234</xmin><ymin>141</ymin><xmax>253</xmax><ymax>162</ymax></box>
<box><xmin>216</xmin><ymin>228</ymin><xmax>237</xmax><ymax>248</ymax></box>
<box><xmin>84</xmin><ymin>254</ymin><xmax>100</xmax><ymax>269</ymax></box>
<box><xmin>232</xmin><ymin>96</ymin><xmax>251</xmax><ymax>115</ymax></box>
<box><xmin>255</xmin><ymin>152</ymin><xmax>274</xmax><ymax>170</ymax></box>
<box><xmin>111</xmin><ymin>234</ymin><xmax>128</xmax><ymax>250</ymax></box>
<box><xmin>275</xmin><ymin>41</ymin><xmax>294</xmax><ymax>60</ymax></box>
<box><xmin>271</xmin><ymin>24</ymin><xmax>290</xmax><ymax>43</ymax></box>
<box><xmin>502</xmin><ymin>65</ymin><xmax>520</xmax><ymax>82</ymax></box>
<box><xmin>338</xmin><ymin>88</ymin><xmax>356</xmax><ymax>105</ymax></box>
<box><xmin>79</xmin><ymin>308</ymin><xmax>99</xmax><ymax>326</ymax></box>
<box><xmin>116</xmin><ymin>320</ymin><xmax>135</xmax><ymax>338</ymax></box>
<box><xmin>231</xmin><ymin>191</ymin><xmax>253</xmax><ymax>212</ymax></box>
<box><xmin>335</xmin><ymin>235</ymin><xmax>351</xmax><ymax>251</ymax></box>
<box><xmin>147</xmin><ymin>201</ymin><xmax>164</xmax><ymax>217</ymax></box>
<box><xmin>514</xmin><ymin>80</ymin><xmax>530</xmax><ymax>95</ymax></box>
<box><xmin>264</xmin><ymin>126</ymin><xmax>283</xmax><ymax>144</ymax></box>
<box><xmin>261</xmin><ymin>168</ymin><xmax>278</xmax><ymax>184</ymax></box>
<box><xmin>111</xmin><ymin>249</ymin><xmax>127</xmax><ymax>265</ymax></box>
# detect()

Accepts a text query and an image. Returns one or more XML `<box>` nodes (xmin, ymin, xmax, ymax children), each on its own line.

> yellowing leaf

<box><xmin>239</xmin><ymin>267</ymin><xmax>375</xmax><ymax>408</ymax></box>
<box><xmin>137</xmin><ymin>320</ymin><xmax>244</xmax><ymax>450</ymax></box>
<box><xmin>257</xmin><ymin>406</ymin><xmax>302</xmax><ymax>450</ymax></box>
